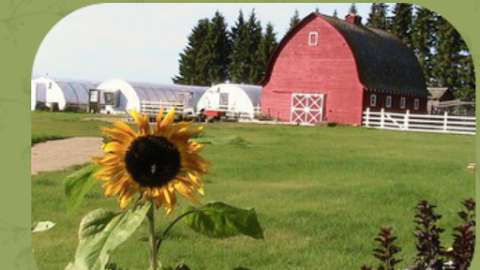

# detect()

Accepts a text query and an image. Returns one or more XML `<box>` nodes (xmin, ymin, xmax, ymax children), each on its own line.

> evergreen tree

<box><xmin>246</xmin><ymin>9</ymin><xmax>264</xmax><ymax>83</ymax></box>
<box><xmin>455</xmin><ymin>28</ymin><xmax>475</xmax><ymax>101</ymax></box>
<box><xmin>257</xmin><ymin>23</ymin><xmax>278</xmax><ymax>81</ymax></box>
<box><xmin>333</xmin><ymin>9</ymin><xmax>338</xmax><ymax>18</ymax></box>
<box><xmin>433</xmin><ymin>16</ymin><xmax>475</xmax><ymax>100</ymax></box>
<box><xmin>204</xmin><ymin>11</ymin><xmax>231</xmax><ymax>84</ymax></box>
<box><xmin>288</xmin><ymin>10</ymin><xmax>301</xmax><ymax>32</ymax></box>
<box><xmin>411</xmin><ymin>6</ymin><xmax>436</xmax><ymax>85</ymax></box>
<box><xmin>431</xmin><ymin>16</ymin><xmax>461</xmax><ymax>89</ymax></box>
<box><xmin>390</xmin><ymin>3</ymin><xmax>414</xmax><ymax>48</ymax></box>
<box><xmin>366</xmin><ymin>3</ymin><xmax>389</xmax><ymax>30</ymax></box>
<box><xmin>456</xmin><ymin>51</ymin><xmax>475</xmax><ymax>101</ymax></box>
<box><xmin>173</xmin><ymin>18</ymin><xmax>210</xmax><ymax>85</ymax></box>
<box><xmin>349</xmin><ymin>3</ymin><xmax>358</xmax><ymax>14</ymax></box>
<box><xmin>229</xmin><ymin>10</ymin><xmax>251</xmax><ymax>83</ymax></box>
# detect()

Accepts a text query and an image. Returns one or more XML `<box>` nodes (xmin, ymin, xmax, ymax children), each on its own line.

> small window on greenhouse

<box><xmin>308</xmin><ymin>32</ymin><xmax>319</xmax><ymax>46</ymax></box>
<box><xmin>413</xmin><ymin>98</ymin><xmax>420</xmax><ymax>110</ymax></box>
<box><xmin>369</xmin><ymin>94</ymin><xmax>377</xmax><ymax>107</ymax></box>
<box><xmin>104</xmin><ymin>92</ymin><xmax>115</xmax><ymax>106</ymax></box>
<box><xmin>400</xmin><ymin>97</ymin><xmax>406</xmax><ymax>109</ymax></box>
<box><xmin>385</xmin><ymin>96</ymin><xmax>392</xmax><ymax>108</ymax></box>
<box><xmin>219</xmin><ymin>93</ymin><xmax>229</xmax><ymax>106</ymax></box>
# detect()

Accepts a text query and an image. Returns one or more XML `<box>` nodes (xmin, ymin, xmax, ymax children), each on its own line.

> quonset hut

<box><xmin>196</xmin><ymin>83</ymin><xmax>262</xmax><ymax>119</ymax></box>
<box><xmin>31</xmin><ymin>77</ymin><xmax>97</xmax><ymax>111</ymax></box>
<box><xmin>261</xmin><ymin>12</ymin><xmax>428</xmax><ymax>125</ymax></box>
<box><xmin>93</xmin><ymin>79</ymin><xmax>207</xmax><ymax>115</ymax></box>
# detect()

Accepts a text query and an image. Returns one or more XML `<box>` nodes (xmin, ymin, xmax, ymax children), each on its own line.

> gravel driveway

<box><xmin>31</xmin><ymin>137</ymin><xmax>104</xmax><ymax>175</ymax></box>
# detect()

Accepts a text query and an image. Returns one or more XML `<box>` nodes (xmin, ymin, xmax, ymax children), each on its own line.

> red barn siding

<box><xmin>262</xmin><ymin>16</ymin><xmax>365</xmax><ymax>125</ymax></box>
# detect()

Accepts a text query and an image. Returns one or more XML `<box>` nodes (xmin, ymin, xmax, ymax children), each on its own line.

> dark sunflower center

<box><xmin>125</xmin><ymin>135</ymin><xmax>181</xmax><ymax>187</ymax></box>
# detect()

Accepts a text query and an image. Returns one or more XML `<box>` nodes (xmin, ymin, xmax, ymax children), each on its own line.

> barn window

<box><xmin>400</xmin><ymin>97</ymin><xmax>406</xmax><ymax>109</ymax></box>
<box><xmin>385</xmin><ymin>96</ymin><xmax>392</xmax><ymax>108</ymax></box>
<box><xmin>308</xmin><ymin>32</ymin><xmax>319</xmax><ymax>46</ymax></box>
<box><xmin>48</xmin><ymin>82</ymin><xmax>52</xmax><ymax>89</ymax></box>
<box><xmin>413</xmin><ymin>98</ymin><xmax>420</xmax><ymax>110</ymax></box>
<box><xmin>369</xmin><ymin>94</ymin><xmax>377</xmax><ymax>107</ymax></box>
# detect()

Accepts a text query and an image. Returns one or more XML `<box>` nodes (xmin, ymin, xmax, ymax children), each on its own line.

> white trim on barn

<box><xmin>31</xmin><ymin>77</ymin><xmax>97</xmax><ymax>111</ymax></box>
<box><xmin>196</xmin><ymin>83</ymin><xmax>262</xmax><ymax>119</ymax></box>
<box><xmin>95</xmin><ymin>79</ymin><xmax>207</xmax><ymax>115</ymax></box>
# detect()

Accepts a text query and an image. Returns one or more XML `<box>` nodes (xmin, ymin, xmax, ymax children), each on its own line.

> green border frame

<box><xmin>0</xmin><ymin>1</ymin><xmax>477</xmax><ymax>269</ymax></box>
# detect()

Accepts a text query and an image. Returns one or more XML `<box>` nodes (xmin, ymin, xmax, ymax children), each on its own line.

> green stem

<box><xmin>156</xmin><ymin>209</ymin><xmax>199</xmax><ymax>251</ymax></box>
<box><xmin>147</xmin><ymin>202</ymin><xmax>158</xmax><ymax>270</ymax></box>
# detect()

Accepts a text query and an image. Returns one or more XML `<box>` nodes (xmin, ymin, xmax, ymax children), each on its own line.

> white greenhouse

<box><xmin>196</xmin><ymin>83</ymin><xmax>262</xmax><ymax>119</ymax></box>
<box><xmin>31</xmin><ymin>77</ymin><xmax>97</xmax><ymax>111</ymax></box>
<box><xmin>94</xmin><ymin>79</ymin><xmax>207</xmax><ymax>116</ymax></box>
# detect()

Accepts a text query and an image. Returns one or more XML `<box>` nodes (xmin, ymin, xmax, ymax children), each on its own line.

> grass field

<box><xmin>31</xmin><ymin>111</ymin><xmax>114</xmax><ymax>144</ymax></box>
<box><xmin>31</xmin><ymin>112</ymin><xmax>475</xmax><ymax>270</ymax></box>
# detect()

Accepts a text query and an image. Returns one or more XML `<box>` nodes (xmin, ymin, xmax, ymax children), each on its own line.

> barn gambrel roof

<box><xmin>262</xmin><ymin>12</ymin><xmax>428</xmax><ymax>97</ymax></box>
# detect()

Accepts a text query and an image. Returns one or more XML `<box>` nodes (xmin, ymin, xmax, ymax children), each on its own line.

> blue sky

<box><xmin>32</xmin><ymin>3</ymin><xmax>373</xmax><ymax>84</ymax></box>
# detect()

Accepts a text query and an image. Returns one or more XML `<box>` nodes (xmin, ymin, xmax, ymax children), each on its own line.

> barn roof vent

<box><xmin>345</xmin><ymin>13</ymin><xmax>362</xmax><ymax>26</ymax></box>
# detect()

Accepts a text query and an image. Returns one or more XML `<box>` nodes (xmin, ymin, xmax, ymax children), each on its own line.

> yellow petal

<box><xmin>101</xmin><ymin>127</ymin><xmax>134</xmax><ymax>144</ymax></box>
<box><xmin>112</xmin><ymin>121</ymin><xmax>137</xmax><ymax>137</ymax></box>
<box><xmin>171</xmin><ymin>125</ymin><xmax>203</xmax><ymax>142</ymax></box>
<box><xmin>187</xmin><ymin>172</ymin><xmax>201</xmax><ymax>185</ymax></box>
<box><xmin>119</xmin><ymin>191</ymin><xmax>133</xmax><ymax>209</ymax></box>
<box><xmin>163</xmin><ymin>188</ymin><xmax>173</xmax><ymax>205</ymax></box>
<box><xmin>165</xmin><ymin>205</ymin><xmax>173</xmax><ymax>215</ymax></box>
<box><xmin>96</xmin><ymin>154</ymin><xmax>121</xmax><ymax>166</ymax></box>
<box><xmin>187</xmin><ymin>141</ymin><xmax>204</xmax><ymax>153</ymax></box>
<box><xmin>103</xmin><ymin>141</ymin><xmax>126</xmax><ymax>153</ymax></box>
<box><xmin>128</xmin><ymin>110</ymin><xmax>150</xmax><ymax>135</ymax></box>
<box><xmin>155</xmin><ymin>108</ymin><xmax>165</xmax><ymax>124</ymax></box>
<box><xmin>174</xmin><ymin>180</ymin><xmax>200</xmax><ymax>203</ymax></box>
<box><xmin>159</xmin><ymin>109</ymin><xmax>176</xmax><ymax>128</ymax></box>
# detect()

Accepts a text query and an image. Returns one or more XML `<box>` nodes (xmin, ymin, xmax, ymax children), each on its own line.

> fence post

<box><xmin>443</xmin><ymin>111</ymin><xmax>448</xmax><ymax>132</ymax></box>
<box><xmin>380</xmin><ymin>108</ymin><xmax>385</xmax><ymax>128</ymax></box>
<box><xmin>365</xmin><ymin>107</ymin><xmax>370</xmax><ymax>127</ymax></box>
<box><xmin>404</xmin><ymin>110</ymin><xmax>409</xmax><ymax>130</ymax></box>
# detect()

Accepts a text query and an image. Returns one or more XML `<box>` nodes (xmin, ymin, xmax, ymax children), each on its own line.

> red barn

<box><xmin>261</xmin><ymin>12</ymin><xmax>428</xmax><ymax>125</ymax></box>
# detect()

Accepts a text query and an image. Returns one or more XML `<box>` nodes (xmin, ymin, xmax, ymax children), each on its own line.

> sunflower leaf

<box><xmin>66</xmin><ymin>203</ymin><xmax>150</xmax><ymax>270</ymax></box>
<box><xmin>185</xmin><ymin>202</ymin><xmax>264</xmax><ymax>239</ymax></box>
<box><xmin>64</xmin><ymin>163</ymin><xmax>100</xmax><ymax>214</ymax></box>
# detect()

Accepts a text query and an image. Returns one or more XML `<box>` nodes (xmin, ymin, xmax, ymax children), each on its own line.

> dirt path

<box><xmin>31</xmin><ymin>137</ymin><xmax>104</xmax><ymax>175</ymax></box>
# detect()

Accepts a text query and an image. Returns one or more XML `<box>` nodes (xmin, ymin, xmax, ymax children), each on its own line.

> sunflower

<box><xmin>93</xmin><ymin>109</ymin><xmax>208</xmax><ymax>214</ymax></box>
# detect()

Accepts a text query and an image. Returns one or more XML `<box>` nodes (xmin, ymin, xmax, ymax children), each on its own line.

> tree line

<box><xmin>174</xmin><ymin>4</ymin><xmax>475</xmax><ymax>101</ymax></box>
<box><xmin>365</xmin><ymin>3</ymin><xmax>474</xmax><ymax>101</ymax></box>
<box><xmin>173</xmin><ymin>10</ymin><xmax>278</xmax><ymax>86</ymax></box>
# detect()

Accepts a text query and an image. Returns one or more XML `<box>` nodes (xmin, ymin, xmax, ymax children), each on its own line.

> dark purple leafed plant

<box><xmin>412</xmin><ymin>200</ymin><xmax>445</xmax><ymax>270</ymax></box>
<box><xmin>445</xmin><ymin>199</ymin><xmax>475</xmax><ymax>270</ymax></box>
<box><xmin>362</xmin><ymin>227</ymin><xmax>402</xmax><ymax>270</ymax></box>
<box><xmin>361</xmin><ymin>199</ymin><xmax>475</xmax><ymax>270</ymax></box>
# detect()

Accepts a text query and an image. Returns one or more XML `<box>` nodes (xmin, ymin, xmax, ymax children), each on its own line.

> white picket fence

<box><xmin>363</xmin><ymin>108</ymin><xmax>476</xmax><ymax>135</ymax></box>
<box><xmin>140</xmin><ymin>100</ymin><xmax>191</xmax><ymax>117</ymax></box>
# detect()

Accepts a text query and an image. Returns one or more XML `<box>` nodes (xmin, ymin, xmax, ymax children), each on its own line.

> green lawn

<box><xmin>31</xmin><ymin>112</ymin><xmax>475</xmax><ymax>270</ymax></box>
<box><xmin>31</xmin><ymin>111</ymin><xmax>116</xmax><ymax>144</ymax></box>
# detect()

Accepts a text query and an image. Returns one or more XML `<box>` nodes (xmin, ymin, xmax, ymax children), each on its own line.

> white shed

<box><xmin>196</xmin><ymin>83</ymin><xmax>262</xmax><ymax>119</ymax></box>
<box><xmin>31</xmin><ymin>77</ymin><xmax>97</xmax><ymax>111</ymax></box>
<box><xmin>94</xmin><ymin>79</ymin><xmax>207</xmax><ymax>115</ymax></box>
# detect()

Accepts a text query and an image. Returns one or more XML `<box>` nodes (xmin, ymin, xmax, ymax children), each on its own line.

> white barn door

<box><xmin>290</xmin><ymin>93</ymin><xmax>325</xmax><ymax>124</ymax></box>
